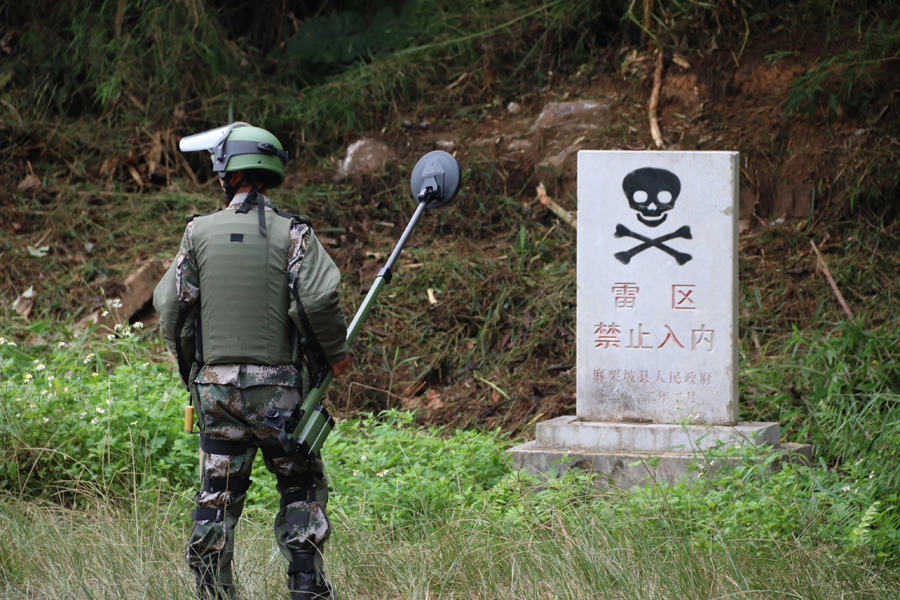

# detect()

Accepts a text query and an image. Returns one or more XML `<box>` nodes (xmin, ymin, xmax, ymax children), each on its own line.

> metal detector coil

<box><xmin>264</xmin><ymin>152</ymin><xmax>462</xmax><ymax>463</ymax></box>
<box><xmin>410</xmin><ymin>151</ymin><xmax>461</xmax><ymax>209</ymax></box>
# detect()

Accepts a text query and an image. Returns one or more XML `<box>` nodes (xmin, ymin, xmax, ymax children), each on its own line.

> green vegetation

<box><xmin>1</xmin><ymin>318</ymin><xmax>898</xmax><ymax>567</ymax></box>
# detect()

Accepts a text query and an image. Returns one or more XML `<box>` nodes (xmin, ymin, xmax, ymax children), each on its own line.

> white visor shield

<box><xmin>178</xmin><ymin>122</ymin><xmax>250</xmax><ymax>153</ymax></box>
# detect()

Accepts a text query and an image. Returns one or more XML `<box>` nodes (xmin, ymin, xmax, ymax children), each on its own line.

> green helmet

<box><xmin>179</xmin><ymin>122</ymin><xmax>289</xmax><ymax>189</ymax></box>
<box><xmin>214</xmin><ymin>125</ymin><xmax>288</xmax><ymax>188</ymax></box>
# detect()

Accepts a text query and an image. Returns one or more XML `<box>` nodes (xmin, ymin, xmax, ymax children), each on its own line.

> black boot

<box><xmin>288</xmin><ymin>549</ymin><xmax>333</xmax><ymax>600</ymax></box>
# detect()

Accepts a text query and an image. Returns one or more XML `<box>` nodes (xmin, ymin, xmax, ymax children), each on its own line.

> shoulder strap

<box><xmin>273</xmin><ymin>208</ymin><xmax>313</xmax><ymax>227</ymax></box>
<box><xmin>185</xmin><ymin>208</ymin><xmax>220</xmax><ymax>224</ymax></box>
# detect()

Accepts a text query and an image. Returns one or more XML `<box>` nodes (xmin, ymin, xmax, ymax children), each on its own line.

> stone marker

<box><xmin>577</xmin><ymin>151</ymin><xmax>738</xmax><ymax>425</ymax></box>
<box><xmin>509</xmin><ymin>151</ymin><xmax>805</xmax><ymax>486</ymax></box>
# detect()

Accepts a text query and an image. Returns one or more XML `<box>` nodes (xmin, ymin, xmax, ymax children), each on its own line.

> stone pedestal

<box><xmin>509</xmin><ymin>439</ymin><xmax>812</xmax><ymax>489</ymax></box>
<box><xmin>508</xmin><ymin>416</ymin><xmax>794</xmax><ymax>487</ymax></box>
<box><xmin>533</xmin><ymin>416</ymin><xmax>779</xmax><ymax>452</ymax></box>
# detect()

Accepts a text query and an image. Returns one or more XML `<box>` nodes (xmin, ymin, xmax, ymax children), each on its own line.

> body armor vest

<box><xmin>191</xmin><ymin>208</ymin><xmax>294</xmax><ymax>365</ymax></box>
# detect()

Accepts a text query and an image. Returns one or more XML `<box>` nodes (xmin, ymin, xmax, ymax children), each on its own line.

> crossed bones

<box><xmin>614</xmin><ymin>224</ymin><xmax>693</xmax><ymax>265</ymax></box>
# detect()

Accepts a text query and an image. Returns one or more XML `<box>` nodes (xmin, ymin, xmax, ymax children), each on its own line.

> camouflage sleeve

<box><xmin>152</xmin><ymin>222</ymin><xmax>201</xmax><ymax>389</ymax></box>
<box><xmin>288</xmin><ymin>223</ymin><xmax>349</xmax><ymax>368</ymax></box>
<box><xmin>287</xmin><ymin>221</ymin><xmax>311</xmax><ymax>275</ymax></box>
<box><xmin>175</xmin><ymin>221</ymin><xmax>201</xmax><ymax>306</ymax></box>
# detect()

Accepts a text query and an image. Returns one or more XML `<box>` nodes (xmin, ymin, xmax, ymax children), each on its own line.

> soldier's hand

<box><xmin>331</xmin><ymin>356</ymin><xmax>351</xmax><ymax>378</ymax></box>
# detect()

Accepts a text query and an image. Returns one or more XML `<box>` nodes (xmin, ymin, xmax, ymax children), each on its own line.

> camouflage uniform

<box><xmin>154</xmin><ymin>192</ymin><xmax>346</xmax><ymax>599</ymax></box>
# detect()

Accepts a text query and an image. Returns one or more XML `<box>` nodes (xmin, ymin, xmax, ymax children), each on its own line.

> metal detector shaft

<box><xmin>285</xmin><ymin>201</ymin><xmax>430</xmax><ymax>457</ymax></box>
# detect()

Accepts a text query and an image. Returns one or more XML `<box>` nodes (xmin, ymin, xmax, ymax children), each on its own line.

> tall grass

<box><xmin>1</xmin><ymin>487</ymin><xmax>896</xmax><ymax>600</ymax></box>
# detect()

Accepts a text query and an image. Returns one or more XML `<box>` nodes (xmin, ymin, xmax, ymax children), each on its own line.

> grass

<box><xmin>1</xmin><ymin>323</ymin><xmax>899</xmax><ymax>595</ymax></box>
<box><xmin>1</xmin><ymin>486</ymin><xmax>897</xmax><ymax>600</ymax></box>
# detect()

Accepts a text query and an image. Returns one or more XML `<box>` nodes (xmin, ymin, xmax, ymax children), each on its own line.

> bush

<box><xmin>0</xmin><ymin>321</ymin><xmax>195</xmax><ymax>500</ymax></box>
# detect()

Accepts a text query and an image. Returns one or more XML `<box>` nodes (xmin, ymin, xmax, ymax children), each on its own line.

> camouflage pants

<box><xmin>187</xmin><ymin>378</ymin><xmax>331</xmax><ymax>594</ymax></box>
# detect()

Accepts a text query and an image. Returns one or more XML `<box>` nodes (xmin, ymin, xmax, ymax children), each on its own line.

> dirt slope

<box><xmin>1</xmin><ymin>32</ymin><xmax>897</xmax><ymax>434</ymax></box>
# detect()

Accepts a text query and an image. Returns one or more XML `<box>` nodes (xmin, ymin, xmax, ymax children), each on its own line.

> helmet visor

<box><xmin>178</xmin><ymin>122</ymin><xmax>251</xmax><ymax>153</ymax></box>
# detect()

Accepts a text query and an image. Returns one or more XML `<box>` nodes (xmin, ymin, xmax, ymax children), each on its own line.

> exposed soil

<box><xmin>2</xmin><ymin>30</ymin><xmax>898</xmax><ymax>436</ymax></box>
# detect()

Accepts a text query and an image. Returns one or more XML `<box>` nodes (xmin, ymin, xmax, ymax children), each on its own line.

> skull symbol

<box><xmin>622</xmin><ymin>167</ymin><xmax>681</xmax><ymax>228</ymax></box>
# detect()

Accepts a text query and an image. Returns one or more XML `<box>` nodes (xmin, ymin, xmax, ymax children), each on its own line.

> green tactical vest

<box><xmin>191</xmin><ymin>208</ymin><xmax>294</xmax><ymax>365</ymax></box>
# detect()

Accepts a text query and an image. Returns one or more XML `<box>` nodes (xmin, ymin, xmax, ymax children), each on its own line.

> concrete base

<box><xmin>509</xmin><ymin>440</ymin><xmax>812</xmax><ymax>489</ymax></box>
<box><xmin>536</xmin><ymin>416</ymin><xmax>781</xmax><ymax>453</ymax></box>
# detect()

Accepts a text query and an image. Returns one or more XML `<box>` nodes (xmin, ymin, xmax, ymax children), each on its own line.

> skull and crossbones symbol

<box><xmin>614</xmin><ymin>167</ymin><xmax>693</xmax><ymax>265</ymax></box>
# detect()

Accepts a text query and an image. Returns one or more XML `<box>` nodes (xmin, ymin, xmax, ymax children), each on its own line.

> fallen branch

<box><xmin>536</xmin><ymin>182</ymin><xmax>577</xmax><ymax>230</ymax></box>
<box><xmin>810</xmin><ymin>240</ymin><xmax>854</xmax><ymax>320</ymax></box>
<box><xmin>649</xmin><ymin>49</ymin><xmax>665</xmax><ymax>149</ymax></box>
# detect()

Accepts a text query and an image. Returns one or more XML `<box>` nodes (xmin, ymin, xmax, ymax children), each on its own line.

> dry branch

<box><xmin>536</xmin><ymin>183</ymin><xmax>577</xmax><ymax>230</ymax></box>
<box><xmin>810</xmin><ymin>240</ymin><xmax>855</xmax><ymax>320</ymax></box>
<box><xmin>649</xmin><ymin>50</ymin><xmax>665</xmax><ymax>149</ymax></box>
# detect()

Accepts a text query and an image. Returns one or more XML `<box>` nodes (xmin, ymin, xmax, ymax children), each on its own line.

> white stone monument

<box><xmin>510</xmin><ymin>151</ymin><xmax>803</xmax><ymax>486</ymax></box>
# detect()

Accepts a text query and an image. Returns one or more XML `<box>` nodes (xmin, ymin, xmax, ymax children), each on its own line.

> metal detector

<box><xmin>263</xmin><ymin>151</ymin><xmax>462</xmax><ymax>462</ymax></box>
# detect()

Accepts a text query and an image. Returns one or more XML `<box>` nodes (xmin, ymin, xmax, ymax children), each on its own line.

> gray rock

<box><xmin>532</xmin><ymin>100</ymin><xmax>610</xmax><ymax>130</ymax></box>
<box><xmin>537</xmin><ymin>145</ymin><xmax>581</xmax><ymax>178</ymax></box>
<box><xmin>337</xmin><ymin>138</ymin><xmax>395</xmax><ymax>178</ymax></box>
<box><xmin>504</xmin><ymin>139</ymin><xmax>534</xmax><ymax>155</ymax></box>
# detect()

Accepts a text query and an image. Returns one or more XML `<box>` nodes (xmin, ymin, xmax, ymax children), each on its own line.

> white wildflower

<box><xmin>84</xmin><ymin>354</ymin><xmax>95</xmax><ymax>363</ymax></box>
<box><xmin>23</xmin><ymin>373</ymin><xmax>33</xmax><ymax>382</ymax></box>
<box><xmin>133</xmin><ymin>322</ymin><xmax>144</xmax><ymax>329</ymax></box>
<box><xmin>36</xmin><ymin>363</ymin><xmax>46</xmax><ymax>371</ymax></box>
<box><xmin>109</xmin><ymin>298</ymin><xmax>122</xmax><ymax>308</ymax></box>
<box><xmin>101</xmin><ymin>310</ymin><xmax>109</xmax><ymax>317</ymax></box>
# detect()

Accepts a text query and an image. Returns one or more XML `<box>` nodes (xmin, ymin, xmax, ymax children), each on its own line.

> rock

<box><xmin>77</xmin><ymin>259</ymin><xmax>166</xmax><ymax>331</ymax></box>
<box><xmin>537</xmin><ymin>145</ymin><xmax>581</xmax><ymax>179</ymax></box>
<box><xmin>504</xmin><ymin>139</ymin><xmax>534</xmax><ymax>155</ymax></box>
<box><xmin>120</xmin><ymin>260</ymin><xmax>166</xmax><ymax>318</ymax></box>
<box><xmin>532</xmin><ymin>100</ymin><xmax>610</xmax><ymax>130</ymax></box>
<box><xmin>336</xmin><ymin>138</ymin><xmax>395</xmax><ymax>179</ymax></box>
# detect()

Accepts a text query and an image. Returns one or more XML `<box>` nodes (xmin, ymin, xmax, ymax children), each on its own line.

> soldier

<box><xmin>153</xmin><ymin>123</ymin><xmax>349</xmax><ymax>600</ymax></box>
